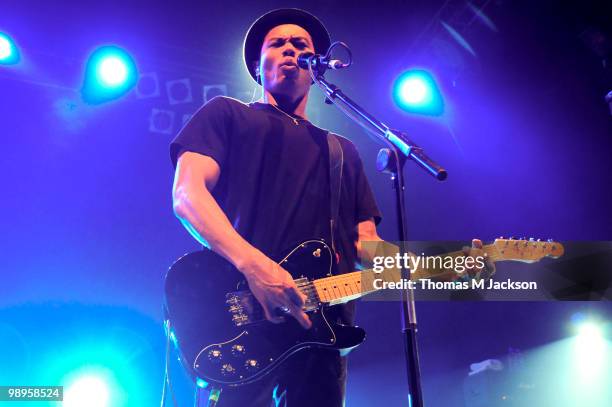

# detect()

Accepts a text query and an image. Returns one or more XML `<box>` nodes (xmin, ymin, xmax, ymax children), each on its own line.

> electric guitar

<box><xmin>164</xmin><ymin>238</ymin><xmax>563</xmax><ymax>387</ymax></box>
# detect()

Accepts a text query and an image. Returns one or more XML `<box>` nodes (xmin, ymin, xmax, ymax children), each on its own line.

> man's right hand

<box><xmin>237</xmin><ymin>251</ymin><xmax>312</xmax><ymax>329</ymax></box>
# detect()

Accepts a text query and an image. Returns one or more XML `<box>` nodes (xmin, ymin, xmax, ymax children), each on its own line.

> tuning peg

<box><xmin>547</xmin><ymin>238</ymin><xmax>553</xmax><ymax>243</ymax></box>
<box><xmin>498</xmin><ymin>236</ymin><xmax>505</xmax><ymax>239</ymax></box>
<box><xmin>529</xmin><ymin>237</ymin><xmax>535</xmax><ymax>242</ymax></box>
<box><xmin>509</xmin><ymin>236</ymin><xmax>515</xmax><ymax>240</ymax></box>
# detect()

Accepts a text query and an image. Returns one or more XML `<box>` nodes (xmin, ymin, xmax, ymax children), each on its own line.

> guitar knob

<box><xmin>207</xmin><ymin>349</ymin><xmax>222</xmax><ymax>363</ymax></box>
<box><xmin>221</xmin><ymin>363</ymin><xmax>236</xmax><ymax>376</ymax></box>
<box><xmin>231</xmin><ymin>344</ymin><xmax>246</xmax><ymax>356</ymax></box>
<box><xmin>244</xmin><ymin>359</ymin><xmax>259</xmax><ymax>371</ymax></box>
<box><xmin>547</xmin><ymin>238</ymin><xmax>553</xmax><ymax>243</ymax></box>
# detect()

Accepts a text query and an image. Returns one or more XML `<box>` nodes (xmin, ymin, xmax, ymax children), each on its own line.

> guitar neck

<box><xmin>311</xmin><ymin>244</ymin><xmax>503</xmax><ymax>305</ymax></box>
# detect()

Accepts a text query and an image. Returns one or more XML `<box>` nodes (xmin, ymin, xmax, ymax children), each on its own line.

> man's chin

<box><xmin>268</xmin><ymin>80</ymin><xmax>309</xmax><ymax>96</ymax></box>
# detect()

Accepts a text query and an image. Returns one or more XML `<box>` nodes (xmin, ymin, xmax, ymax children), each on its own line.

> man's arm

<box><xmin>172</xmin><ymin>151</ymin><xmax>311</xmax><ymax>328</ymax></box>
<box><xmin>354</xmin><ymin>218</ymin><xmax>494</xmax><ymax>278</ymax></box>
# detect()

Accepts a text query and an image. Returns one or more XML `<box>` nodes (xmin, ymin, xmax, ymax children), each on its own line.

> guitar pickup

<box><xmin>225</xmin><ymin>294</ymin><xmax>240</xmax><ymax>305</ymax></box>
<box><xmin>226</xmin><ymin>291</ymin><xmax>264</xmax><ymax>325</ymax></box>
<box><xmin>231</xmin><ymin>314</ymin><xmax>249</xmax><ymax>326</ymax></box>
<box><xmin>228</xmin><ymin>305</ymin><xmax>243</xmax><ymax>313</ymax></box>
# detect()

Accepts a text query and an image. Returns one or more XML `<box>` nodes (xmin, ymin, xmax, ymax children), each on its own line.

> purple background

<box><xmin>1</xmin><ymin>1</ymin><xmax>611</xmax><ymax>406</ymax></box>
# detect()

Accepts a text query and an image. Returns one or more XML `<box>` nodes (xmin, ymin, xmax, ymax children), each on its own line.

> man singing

<box><xmin>170</xmin><ymin>7</ymin><xmax>490</xmax><ymax>406</ymax></box>
<box><xmin>171</xmin><ymin>8</ymin><xmax>382</xmax><ymax>406</ymax></box>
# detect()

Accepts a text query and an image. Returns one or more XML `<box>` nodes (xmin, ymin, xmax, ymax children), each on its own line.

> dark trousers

<box><xmin>214</xmin><ymin>348</ymin><xmax>347</xmax><ymax>407</ymax></box>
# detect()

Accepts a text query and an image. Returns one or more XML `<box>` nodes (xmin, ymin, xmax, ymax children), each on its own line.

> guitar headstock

<box><xmin>491</xmin><ymin>238</ymin><xmax>564</xmax><ymax>263</ymax></box>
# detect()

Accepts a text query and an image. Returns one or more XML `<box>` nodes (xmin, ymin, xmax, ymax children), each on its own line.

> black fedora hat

<box><xmin>243</xmin><ymin>8</ymin><xmax>331</xmax><ymax>83</ymax></box>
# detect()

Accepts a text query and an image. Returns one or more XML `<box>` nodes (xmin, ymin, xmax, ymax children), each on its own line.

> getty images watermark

<box><xmin>355</xmin><ymin>240</ymin><xmax>612</xmax><ymax>301</ymax></box>
<box><xmin>370</xmin><ymin>251</ymin><xmax>537</xmax><ymax>291</ymax></box>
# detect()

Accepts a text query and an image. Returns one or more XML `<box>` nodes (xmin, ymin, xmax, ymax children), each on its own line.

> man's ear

<box><xmin>253</xmin><ymin>62</ymin><xmax>261</xmax><ymax>83</ymax></box>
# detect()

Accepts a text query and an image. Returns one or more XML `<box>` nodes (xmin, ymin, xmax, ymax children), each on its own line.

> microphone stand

<box><xmin>307</xmin><ymin>58</ymin><xmax>447</xmax><ymax>407</ymax></box>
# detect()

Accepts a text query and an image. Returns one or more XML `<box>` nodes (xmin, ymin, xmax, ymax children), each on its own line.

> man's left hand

<box><xmin>462</xmin><ymin>239</ymin><xmax>496</xmax><ymax>280</ymax></box>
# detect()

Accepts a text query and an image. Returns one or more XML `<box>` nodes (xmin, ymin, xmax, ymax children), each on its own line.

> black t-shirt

<box><xmin>170</xmin><ymin>96</ymin><xmax>381</xmax><ymax>322</ymax></box>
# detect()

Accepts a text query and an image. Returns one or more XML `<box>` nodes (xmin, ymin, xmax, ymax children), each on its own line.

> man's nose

<box><xmin>282</xmin><ymin>46</ymin><xmax>296</xmax><ymax>57</ymax></box>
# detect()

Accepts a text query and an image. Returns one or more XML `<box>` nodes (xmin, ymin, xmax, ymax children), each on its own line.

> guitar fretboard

<box><xmin>307</xmin><ymin>239</ymin><xmax>562</xmax><ymax>305</ymax></box>
<box><xmin>311</xmin><ymin>245</ymin><xmax>500</xmax><ymax>305</ymax></box>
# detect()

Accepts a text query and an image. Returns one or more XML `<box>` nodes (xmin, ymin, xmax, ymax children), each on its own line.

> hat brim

<box><xmin>243</xmin><ymin>8</ymin><xmax>331</xmax><ymax>83</ymax></box>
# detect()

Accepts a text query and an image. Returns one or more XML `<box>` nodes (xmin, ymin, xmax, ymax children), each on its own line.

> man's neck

<box><xmin>261</xmin><ymin>91</ymin><xmax>309</xmax><ymax>119</ymax></box>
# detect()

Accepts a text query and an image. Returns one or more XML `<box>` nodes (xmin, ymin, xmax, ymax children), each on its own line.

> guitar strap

<box><xmin>327</xmin><ymin>132</ymin><xmax>344</xmax><ymax>256</ymax></box>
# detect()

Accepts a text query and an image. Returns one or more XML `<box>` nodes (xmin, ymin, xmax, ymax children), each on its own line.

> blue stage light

<box><xmin>572</xmin><ymin>319</ymin><xmax>608</xmax><ymax>382</ymax></box>
<box><xmin>81</xmin><ymin>46</ymin><xmax>138</xmax><ymax>104</ymax></box>
<box><xmin>98</xmin><ymin>56</ymin><xmax>129</xmax><ymax>86</ymax></box>
<box><xmin>64</xmin><ymin>373</ymin><xmax>111</xmax><ymax>407</ymax></box>
<box><xmin>0</xmin><ymin>32</ymin><xmax>20</xmax><ymax>65</ymax></box>
<box><xmin>577</xmin><ymin>322</ymin><xmax>603</xmax><ymax>340</ymax></box>
<box><xmin>393</xmin><ymin>70</ymin><xmax>444</xmax><ymax>116</ymax></box>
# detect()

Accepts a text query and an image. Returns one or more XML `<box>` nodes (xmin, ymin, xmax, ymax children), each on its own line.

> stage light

<box><xmin>81</xmin><ymin>45</ymin><xmax>138</xmax><ymax>104</ymax></box>
<box><xmin>135</xmin><ymin>72</ymin><xmax>160</xmax><ymax>99</ymax></box>
<box><xmin>572</xmin><ymin>317</ymin><xmax>609</xmax><ymax>383</ymax></box>
<box><xmin>64</xmin><ymin>374</ymin><xmax>110</xmax><ymax>407</ymax></box>
<box><xmin>577</xmin><ymin>322</ymin><xmax>603</xmax><ymax>338</ymax></box>
<box><xmin>167</xmin><ymin>78</ymin><xmax>193</xmax><ymax>105</ymax></box>
<box><xmin>393</xmin><ymin>70</ymin><xmax>444</xmax><ymax>116</ymax></box>
<box><xmin>400</xmin><ymin>77</ymin><xmax>428</xmax><ymax>104</ymax></box>
<box><xmin>0</xmin><ymin>32</ymin><xmax>20</xmax><ymax>65</ymax></box>
<box><xmin>98</xmin><ymin>56</ymin><xmax>127</xmax><ymax>86</ymax></box>
<box><xmin>149</xmin><ymin>108</ymin><xmax>175</xmax><ymax>134</ymax></box>
<box><xmin>576</xmin><ymin>322</ymin><xmax>605</xmax><ymax>351</ymax></box>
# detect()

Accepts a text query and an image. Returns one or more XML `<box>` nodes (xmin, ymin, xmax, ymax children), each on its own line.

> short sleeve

<box><xmin>170</xmin><ymin>96</ymin><xmax>232</xmax><ymax>169</ymax></box>
<box><xmin>342</xmin><ymin>139</ymin><xmax>382</xmax><ymax>226</ymax></box>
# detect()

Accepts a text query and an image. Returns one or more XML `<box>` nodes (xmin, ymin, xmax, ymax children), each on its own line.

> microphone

<box><xmin>297</xmin><ymin>52</ymin><xmax>347</xmax><ymax>73</ymax></box>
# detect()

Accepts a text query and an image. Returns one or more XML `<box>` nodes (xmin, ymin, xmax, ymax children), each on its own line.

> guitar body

<box><xmin>164</xmin><ymin>239</ymin><xmax>366</xmax><ymax>387</ymax></box>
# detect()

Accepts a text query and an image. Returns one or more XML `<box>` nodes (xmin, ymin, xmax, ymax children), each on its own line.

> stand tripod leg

<box><xmin>195</xmin><ymin>386</ymin><xmax>222</xmax><ymax>407</ymax></box>
<box><xmin>206</xmin><ymin>388</ymin><xmax>222</xmax><ymax>407</ymax></box>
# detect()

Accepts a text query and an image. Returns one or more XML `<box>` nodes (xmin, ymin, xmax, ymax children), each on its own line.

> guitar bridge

<box><xmin>225</xmin><ymin>278</ymin><xmax>320</xmax><ymax>327</ymax></box>
<box><xmin>226</xmin><ymin>292</ymin><xmax>260</xmax><ymax>326</ymax></box>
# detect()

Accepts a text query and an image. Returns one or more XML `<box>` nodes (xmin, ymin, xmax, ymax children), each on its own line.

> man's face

<box><xmin>258</xmin><ymin>24</ymin><xmax>315</xmax><ymax>97</ymax></box>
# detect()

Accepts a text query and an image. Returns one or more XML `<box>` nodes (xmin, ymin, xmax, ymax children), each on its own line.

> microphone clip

<box><xmin>297</xmin><ymin>42</ymin><xmax>352</xmax><ymax>76</ymax></box>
